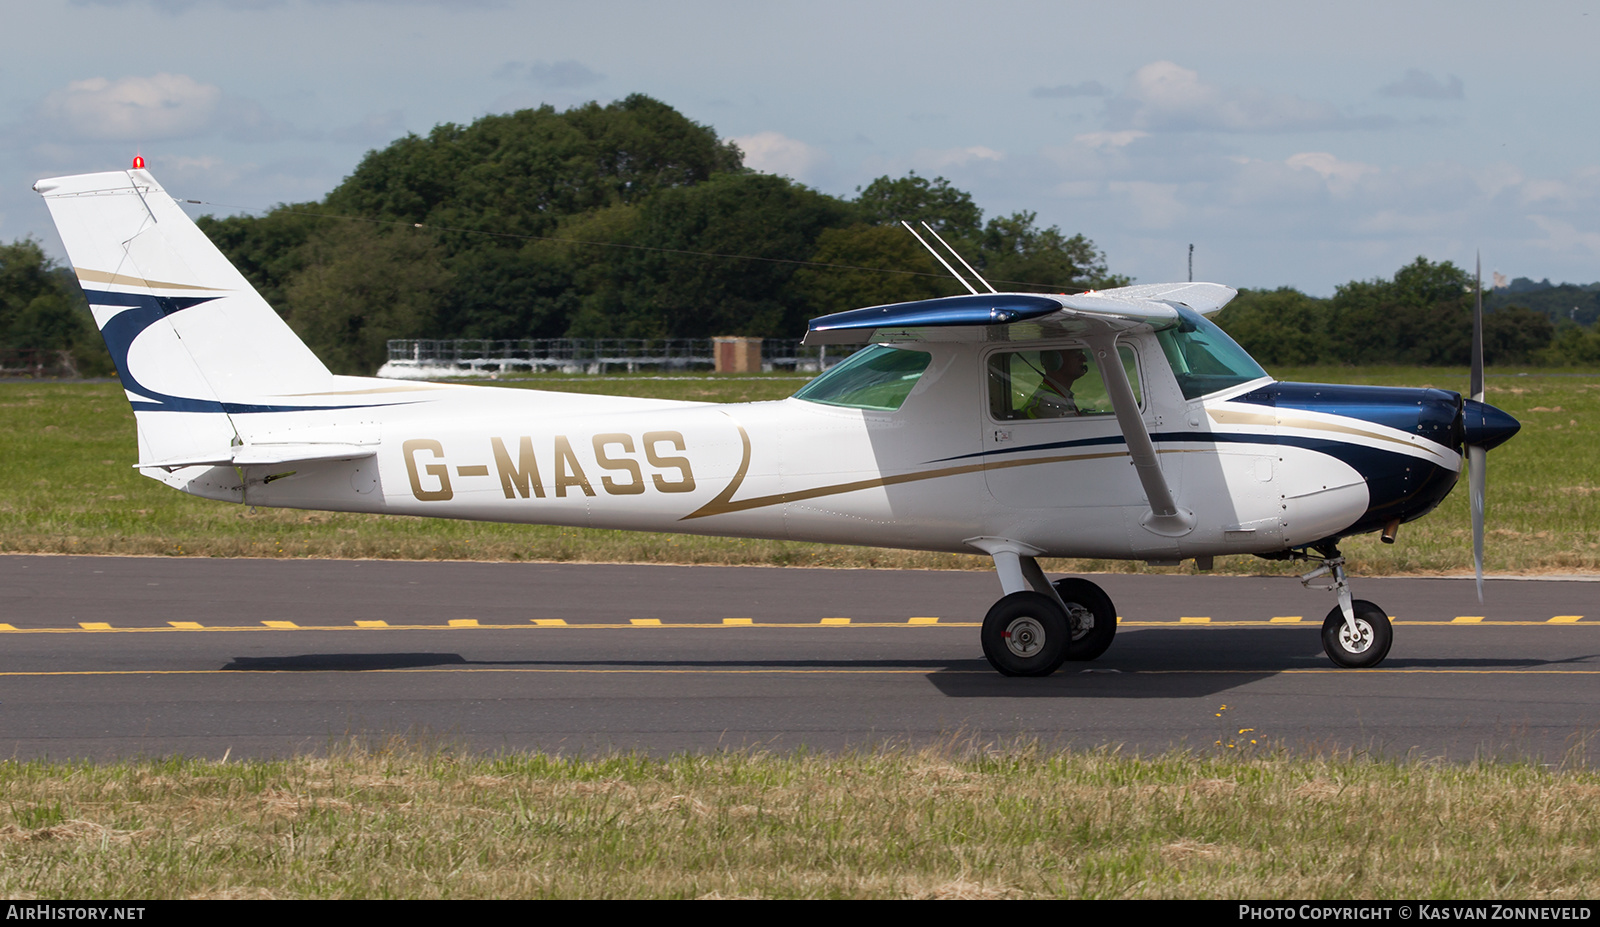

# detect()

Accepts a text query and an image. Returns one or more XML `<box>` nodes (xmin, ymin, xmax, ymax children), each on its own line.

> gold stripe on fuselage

<box><xmin>683</xmin><ymin>422</ymin><xmax>1135</xmax><ymax>520</ymax></box>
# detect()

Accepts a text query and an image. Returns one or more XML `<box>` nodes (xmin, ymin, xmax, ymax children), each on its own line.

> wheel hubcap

<box><xmin>1002</xmin><ymin>616</ymin><xmax>1046</xmax><ymax>657</ymax></box>
<box><xmin>1339</xmin><ymin>618</ymin><xmax>1373</xmax><ymax>654</ymax></box>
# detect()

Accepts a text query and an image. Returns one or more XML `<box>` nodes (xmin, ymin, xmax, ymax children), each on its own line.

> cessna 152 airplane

<box><xmin>35</xmin><ymin>165</ymin><xmax>1522</xmax><ymax>676</ymax></box>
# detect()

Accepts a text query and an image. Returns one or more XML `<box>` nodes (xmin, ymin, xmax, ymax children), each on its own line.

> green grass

<box><xmin>1</xmin><ymin>368</ymin><xmax>1595</xmax><ymax>574</ymax></box>
<box><xmin>0</xmin><ymin>742</ymin><xmax>1595</xmax><ymax>899</ymax></box>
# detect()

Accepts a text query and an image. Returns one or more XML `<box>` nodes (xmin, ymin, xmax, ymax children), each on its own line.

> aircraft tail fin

<box><xmin>34</xmin><ymin>169</ymin><xmax>337</xmax><ymax>468</ymax></box>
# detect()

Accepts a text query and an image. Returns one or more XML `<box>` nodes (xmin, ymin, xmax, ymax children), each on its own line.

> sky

<box><xmin>3</xmin><ymin>0</ymin><xmax>1599</xmax><ymax>297</ymax></box>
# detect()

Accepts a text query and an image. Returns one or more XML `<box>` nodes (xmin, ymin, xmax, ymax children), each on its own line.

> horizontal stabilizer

<box><xmin>136</xmin><ymin>443</ymin><xmax>378</xmax><ymax>472</ymax></box>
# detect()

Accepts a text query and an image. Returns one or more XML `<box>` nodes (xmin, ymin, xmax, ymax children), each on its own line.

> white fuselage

<box><xmin>173</xmin><ymin>335</ymin><xmax>1460</xmax><ymax>562</ymax></box>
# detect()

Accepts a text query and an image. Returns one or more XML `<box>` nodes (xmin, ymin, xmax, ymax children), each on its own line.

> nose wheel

<box><xmin>1302</xmin><ymin>549</ymin><xmax>1393</xmax><ymax>668</ymax></box>
<box><xmin>1321</xmin><ymin>600</ymin><xmax>1392</xmax><ymax>668</ymax></box>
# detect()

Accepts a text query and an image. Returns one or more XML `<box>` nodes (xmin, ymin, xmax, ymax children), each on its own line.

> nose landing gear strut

<box><xmin>1301</xmin><ymin>547</ymin><xmax>1392</xmax><ymax>669</ymax></box>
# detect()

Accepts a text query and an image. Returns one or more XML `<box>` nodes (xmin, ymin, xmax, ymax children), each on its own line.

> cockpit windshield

<box><xmin>1156</xmin><ymin>307</ymin><xmax>1268</xmax><ymax>400</ymax></box>
<box><xmin>792</xmin><ymin>344</ymin><xmax>931</xmax><ymax>411</ymax></box>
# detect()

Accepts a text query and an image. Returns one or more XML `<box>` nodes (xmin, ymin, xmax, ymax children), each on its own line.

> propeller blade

<box><xmin>1472</xmin><ymin>254</ymin><xmax>1484</xmax><ymax>403</ymax></box>
<box><xmin>1469</xmin><ymin>254</ymin><xmax>1487</xmax><ymax>601</ymax></box>
<box><xmin>1469</xmin><ymin>442</ymin><xmax>1486</xmax><ymax>602</ymax></box>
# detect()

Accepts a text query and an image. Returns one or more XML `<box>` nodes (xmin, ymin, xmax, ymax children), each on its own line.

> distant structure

<box><xmin>1492</xmin><ymin>271</ymin><xmax>1508</xmax><ymax>290</ymax></box>
<box><xmin>377</xmin><ymin>338</ymin><xmax>844</xmax><ymax>379</ymax></box>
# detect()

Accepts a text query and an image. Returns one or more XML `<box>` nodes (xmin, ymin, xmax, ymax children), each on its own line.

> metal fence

<box><xmin>379</xmin><ymin>338</ymin><xmax>853</xmax><ymax>378</ymax></box>
<box><xmin>0</xmin><ymin>349</ymin><xmax>78</xmax><ymax>379</ymax></box>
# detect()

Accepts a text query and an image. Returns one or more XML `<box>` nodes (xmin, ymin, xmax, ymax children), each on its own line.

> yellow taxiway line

<box><xmin>0</xmin><ymin>616</ymin><xmax>1586</xmax><ymax>633</ymax></box>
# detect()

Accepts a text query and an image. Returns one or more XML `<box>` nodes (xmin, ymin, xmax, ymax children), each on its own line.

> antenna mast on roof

<box><xmin>920</xmin><ymin>221</ymin><xmax>997</xmax><ymax>294</ymax></box>
<box><xmin>901</xmin><ymin>220</ymin><xmax>983</xmax><ymax>295</ymax></box>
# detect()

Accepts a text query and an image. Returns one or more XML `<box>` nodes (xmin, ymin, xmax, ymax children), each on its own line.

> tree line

<box><xmin>193</xmin><ymin>95</ymin><xmax>1123</xmax><ymax>373</ymax></box>
<box><xmin>2</xmin><ymin>94</ymin><xmax>1597</xmax><ymax>375</ymax></box>
<box><xmin>1215</xmin><ymin>258</ymin><xmax>1600</xmax><ymax>368</ymax></box>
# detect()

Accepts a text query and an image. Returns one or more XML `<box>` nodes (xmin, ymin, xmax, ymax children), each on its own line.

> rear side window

<box><xmin>988</xmin><ymin>344</ymin><xmax>1140</xmax><ymax>420</ymax></box>
<box><xmin>793</xmin><ymin>344</ymin><xmax>932</xmax><ymax>411</ymax></box>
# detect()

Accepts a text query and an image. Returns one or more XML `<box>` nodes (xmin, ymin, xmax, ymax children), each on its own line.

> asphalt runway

<box><xmin>1</xmin><ymin>554</ymin><xmax>1595</xmax><ymax>763</ymax></box>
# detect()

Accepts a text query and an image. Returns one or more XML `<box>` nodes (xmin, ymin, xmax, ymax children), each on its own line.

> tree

<box><xmin>324</xmin><ymin>95</ymin><xmax>742</xmax><ymax>235</ymax></box>
<box><xmin>0</xmin><ymin>238</ymin><xmax>110</xmax><ymax>375</ymax></box>
<box><xmin>855</xmin><ymin>172</ymin><xmax>982</xmax><ymax>241</ymax></box>
<box><xmin>284</xmin><ymin>225</ymin><xmax>453</xmax><ymax>374</ymax></box>
<box><xmin>790</xmin><ymin>224</ymin><xmax>960</xmax><ymax>316</ymax></box>
<box><xmin>1482</xmin><ymin>304</ymin><xmax>1554</xmax><ymax>365</ymax></box>
<box><xmin>572</xmin><ymin>172</ymin><xmax>854</xmax><ymax>338</ymax></box>
<box><xmin>198</xmin><ymin>100</ymin><xmax>1131</xmax><ymax>344</ymax></box>
<box><xmin>196</xmin><ymin>206</ymin><xmax>325</xmax><ymax>316</ymax></box>
<box><xmin>977</xmin><ymin>212</ymin><xmax>1128</xmax><ymax>292</ymax></box>
<box><xmin>1328</xmin><ymin>258</ymin><xmax>1474</xmax><ymax>365</ymax></box>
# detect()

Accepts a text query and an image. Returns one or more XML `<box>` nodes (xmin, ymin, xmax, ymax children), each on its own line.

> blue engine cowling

<box><xmin>1234</xmin><ymin>382</ymin><xmax>1519</xmax><ymax>542</ymax></box>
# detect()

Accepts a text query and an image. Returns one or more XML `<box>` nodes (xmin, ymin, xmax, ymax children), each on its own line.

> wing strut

<box><xmin>1086</xmin><ymin>333</ymin><xmax>1195</xmax><ymax>537</ymax></box>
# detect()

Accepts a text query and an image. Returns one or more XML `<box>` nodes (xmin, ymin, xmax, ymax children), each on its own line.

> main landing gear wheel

<box><xmin>1052</xmin><ymin>577</ymin><xmax>1117</xmax><ymax>661</ymax></box>
<box><xmin>982</xmin><ymin>591</ymin><xmax>1070</xmax><ymax>677</ymax></box>
<box><xmin>1320</xmin><ymin>600</ymin><xmax>1392</xmax><ymax>668</ymax></box>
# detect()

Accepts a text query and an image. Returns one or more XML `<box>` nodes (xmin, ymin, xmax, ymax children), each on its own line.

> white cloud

<box><xmin>730</xmin><ymin>131</ymin><xmax>831</xmax><ymax>180</ymax></box>
<box><xmin>1105</xmin><ymin>181</ymin><xmax>1185</xmax><ymax>229</ymax></box>
<box><xmin>1073</xmin><ymin>131</ymin><xmax>1148</xmax><ymax>151</ymax></box>
<box><xmin>37</xmin><ymin>73</ymin><xmax>222</xmax><ymax>142</ymax></box>
<box><xmin>1379</xmin><ymin>69</ymin><xmax>1464</xmax><ymax>100</ymax></box>
<box><xmin>1286</xmin><ymin>152</ymin><xmax>1380</xmax><ymax>196</ymax></box>
<box><xmin>1527</xmin><ymin>215</ymin><xmax>1600</xmax><ymax>259</ymax></box>
<box><xmin>1104</xmin><ymin>61</ymin><xmax>1388</xmax><ymax>134</ymax></box>
<box><xmin>913</xmin><ymin>146</ymin><xmax>1004</xmax><ymax>170</ymax></box>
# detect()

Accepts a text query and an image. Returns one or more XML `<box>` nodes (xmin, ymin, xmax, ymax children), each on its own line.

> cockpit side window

<box><xmin>988</xmin><ymin>344</ymin><xmax>1140</xmax><ymax>421</ymax></box>
<box><xmin>792</xmin><ymin>344</ymin><xmax>932</xmax><ymax>411</ymax></box>
<box><xmin>1157</xmin><ymin>307</ymin><xmax>1268</xmax><ymax>400</ymax></box>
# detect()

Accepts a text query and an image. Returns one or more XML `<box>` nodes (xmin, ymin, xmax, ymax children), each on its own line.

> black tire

<box><xmin>1321</xmin><ymin>600</ymin><xmax>1392</xmax><ymax>668</ymax></box>
<box><xmin>981</xmin><ymin>591</ymin><xmax>1070</xmax><ymax>677</ymax></box>
<box><xmin>1052</xmin><ymin>577</ymin><xmax>1118</xmax><ymax>661</ymax></box>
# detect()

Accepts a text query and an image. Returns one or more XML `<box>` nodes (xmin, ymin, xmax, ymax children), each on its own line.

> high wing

<box><xmin>801</xmin><ymin>282</ymin><xmax>1237</xmax><ymax>346</ymax></box>
<box><xmin>802</xmin><ymin>281</ymin><xmax>1236</xmax><ymax>541</ymax></box>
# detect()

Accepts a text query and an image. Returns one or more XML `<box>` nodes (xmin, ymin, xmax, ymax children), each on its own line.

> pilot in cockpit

<box><xmin>1022</xmin><ymin>348</ymin><xmax>1089</xmax><ymax>418</ymax></box>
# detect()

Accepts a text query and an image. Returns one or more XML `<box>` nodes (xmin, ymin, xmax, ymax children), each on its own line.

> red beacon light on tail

<box><xmin>132</xmin><ymin>156</ymin><xmax>144</xmax><ymax>170</ymax></box>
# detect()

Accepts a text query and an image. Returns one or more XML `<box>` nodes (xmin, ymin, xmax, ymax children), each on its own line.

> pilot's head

<box><xmin>1042</xmin><ymin>348</ymin><xmax>1088</xmax><ymax>383</ymax></box>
